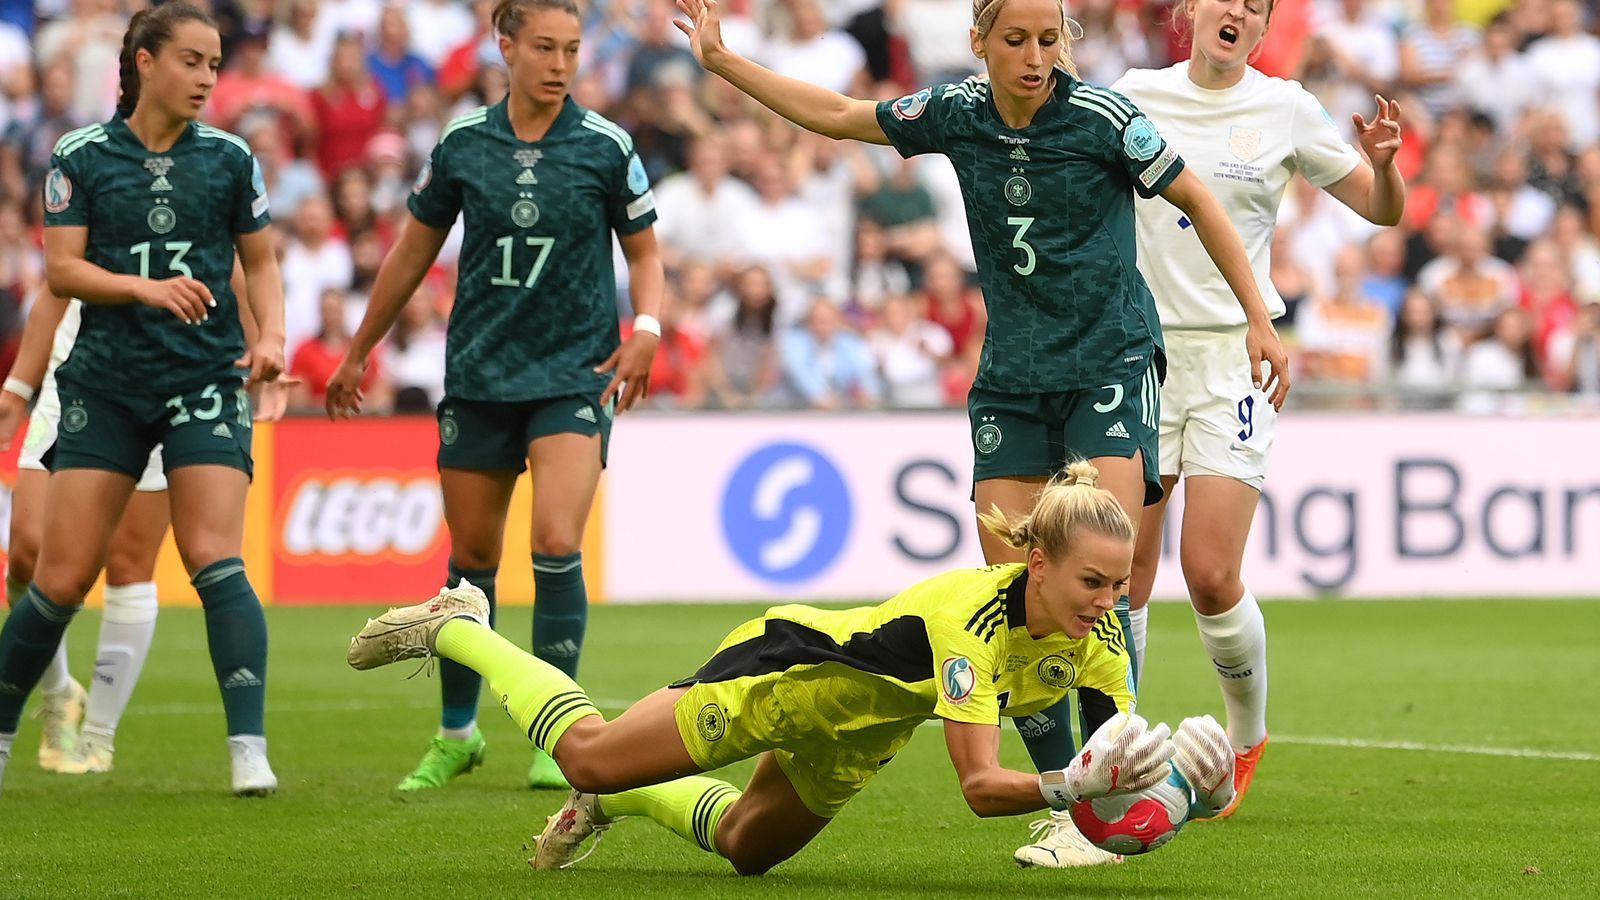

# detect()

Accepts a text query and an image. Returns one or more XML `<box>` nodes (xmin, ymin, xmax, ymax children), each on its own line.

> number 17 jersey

<box><xmin>876</xmin><ymin>75</ymin><xmax>1184</xmax><ymax>394</ymax></box>
<box><xmin>409</xmin><ymin>98</ymin><xmax>658</xmax><ymax>403</ymax></box>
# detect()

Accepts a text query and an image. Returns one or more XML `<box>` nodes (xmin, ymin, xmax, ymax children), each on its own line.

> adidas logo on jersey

<box><xmin>516</xmin><ymin>168</ymin><xmax>538</xmax><ymax>185</ymax></box>
<box><xmin>1009</xmin><ymin>145</ymin><xmax>1030</xmax><ymax>162</ymax></box>
<box><xmin>222</xmin><ymin>667</ymin><xmax>262</xmax><ymax>689</ymax></box>
<box><xmin>574</xmin><ymin>406</ymin><xmax>597</xmax><ymax>423</ymax></box>
<box><xmin>212</xmin><ymin>423</ymin><xmax>233</xmax><ymax>439</ymax></box>
<box><xmin>1105</xmin><ymin>421</ymin><xmax>1130</xmax><ymax>439</ymax></box>
<box><xmin>150</xmin><ymin>175</ymin><xmax>172</xmax><ymax>192</ymax></box>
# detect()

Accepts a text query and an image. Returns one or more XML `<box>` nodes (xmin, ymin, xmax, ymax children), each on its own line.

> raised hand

<box><xmin>1353</xmin><ymin>94</ymin><xmax>1403</xmax><ymax>170</ymax></box>
<box><xmin>672</xmin><ymin>0</ymin><xmax>726</xmax><ymax>69</ymax></box>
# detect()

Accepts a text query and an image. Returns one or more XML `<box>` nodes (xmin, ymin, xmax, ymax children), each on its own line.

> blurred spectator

<box><xmin>33</xmin><ymin>0</ymin><xmax>123</xmax><ymax>123</ymax></box>
<box><xmin>406</xmin><ymin>0</ymin><xmax>476</xmax><ymax>69</ymax></box>
<box><xmin>0</xmin><ymin>200</ymin><xmax>41</xmax><ymax>299</ymax></box>
<box><xmin>1547</xmin><ymin>301</ymin><xmax>1600</xmax><ymax>394</ymax></box>
<box><xmin>1067</xmin><ymin>0</ymin><xmax>1154</xmax><ymax>88</ymax></box>
<box><xmin>209</xmin><ymin>24</ymin><xmax>315</xmax><ymax>153</ymax></box>
<box><xmin>1526</xmin><ymin>110</ymin><xmax>1582</xmax><ymax>207</ymax></box>
<box><xmin>652</xmin><ymin>135</ymin><xmax>761</xmax><ymax>273</ymax></box>
<box><xmin>311</xmin><ymin>32</ymin><xmax>388</xmax><ymax>179</ymax></box>
<box><xmin>734</xmin><ymin>153</ymin><xmax>836</xmax><ymax>323</ymax></box>
<box><xmin>849</xmin><ymin>217</ymin><xmax>912</xmax><ymax>318</ymax></box>
<box><xmin>1550</xmin><ymin>205</ymin><xmax>1600</xmax><ymax>301</ymax></box>
<box><xmin>1251</xmin><ymin>0</ymin><xmax>1314</xmax><ymax>79</ymax></box>
<box><xmin>921</xmin><ymin>253</ymin><xmax>983</xmax><ymax>355</ymax></box>
<box><xmin>1458</xmin><ymin>307</ymin><xmax>1540</xmax><ymax>401</ymax></box>
<box><xmin>888</xmin><ymin>0</ymin><xmax>979</xmax><ymax>85</ymax></box>
<box><xmin>1456</xmin><ymin>13</ymin><xmax>1533</xmax><ymax>137</ymax></box>
<box><xmin>1270</xmin><ymin>229</ymin><xmax>1317</xmax><ymax>325</ymax></box>
<box><xmin>1418</xmin><ymin>223</ymin><xmax>1519</xmax><ymax>342</ymax></box>
<box><xmin>0</xmin><ymin>14</ymin><xmax>30</xmax><ymax>131</ymax></box>
<box><xmin>763</xmin><ymin>0</ymin><xmax>868</xmax><ymax>96</ymax></box>
<box><xmin>869</xmin><ymin>292</ymin><xmax>952</xmax><ymax>408</ymax></box>
<box><xmin>626</xmin><ymin>0</ymin><xmax>702</xmax><ymax>95</ymax></box>
<box><xmin>1516</xmin><ymin>238</ymin><xmax>1577</xmax><ymax>369</ymax></box>
<box><xmin>1525</xmin><ymin>0</ymin><xmax>1600</xmax><ymax>152</ymax></box>
<box><xmin>289</xmin><ymin>288</ymin><xmax>391</xmax><ymax>414</ymax></box>
<box><xmin>330</xmin><ymin>165</ymin><xmax>393</xmax><ymax>246</ymax></box>
<box><xmin>1399</xmin><ymin>0</ymin><xmax>1479</xmax><ymax>119</ymax></box>
<box><xmin>1</xmin><ymin>62</ymin><xmax>77</xmax><ymax>204</ymax></box>
<box><xmin>1486</xmin><ymin>147</ymin><xmax>1557</xmax><ymax>261</ymax></box>
<box><xmin>364</xmin><ymin>131</ymin><xmax>412</xmax><ymax>218</ymax></box>
<box><xmin>1362</xmin><ymin>229</ymin><xmax>1410</xmax><ymax>316</ymax></box>
<box><xmin>1388</xmin><ymin>289</ymin><xmax>1460</xmax><ymax>395</ymax></box>
<box><xmin>1311</xmin><ymin>0</ymin><xmax>1400</xmax><ymax>139</ymax></box>
<box><xmin>859</xmin><ymin>157</ymin><xmax>942</xmax><ymax>269</ymax></box>
<box><xmin>281</xmin><ymin>195</ymin><xmax>354</xmax><ymax>353</ymax></box>
<box><xmin>436</xmin><ymin>0</ymin><xmax>497</xmax><ymax>101</ymax></box>
<box><xmin>402</xmin><ymin>82</ymin><xmax>446</xmax><ymax>163</ymax></box>
<box><xmin>624</xmin><ymin>291</ymin><xmax>708</xmax><ymax>409</ymax></box>
<box><xmin>369</xmin><ymin>6</ymin><xmax>433</xmax><ymax>103</ymax></box>
<box><xmin>1406</xmin><ymin>144</ymin><xmax>1491</xmax><ymax>233</ymax></box>
<box><xmin>242</xmin><ymin>118</ymin><xmax>325</xmax><ymax>224</ymax></box>
<box><xmin>780</xmin><ymin>299</ymin><xmax>881</xmax><ymax>408</ymax></box>
<box><xmin>384</xmin><ymin>287</ymin><xmax>448</xmax><ymax>412</ymax></box>
<box><xmin>704</xmin><ymin>265</ymin><xmax>782</xmax><ymax>409</ymax></box>
<box><xmin>271</xmin><ymin>0</ymin><xmax>338</xmax><ymax>92</ymax></box>
<box><xmin>1295</xmin><ymin>246</ymin><xmax>1390</xmax><ymax>384</ymax></box>
<box><xmin>1282</xmin><ymin>175</ymin><xmax>1383</xmax><ymax>296</ymax></box>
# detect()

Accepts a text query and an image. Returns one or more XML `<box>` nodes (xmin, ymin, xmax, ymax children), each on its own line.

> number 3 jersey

<box><xmin>409</xmin><ymin>98</ymin><xmax>658</xmax><ymax>403</ymax></box>
<box><xmin>43</xmin><ymin>117</ymin><xmax>269</xmax><ymax>394</ymax></box>
<box><xmin>876</xmin><ymin>75</ymin><xmax>1184</xmax><ymax>395</ymax></box>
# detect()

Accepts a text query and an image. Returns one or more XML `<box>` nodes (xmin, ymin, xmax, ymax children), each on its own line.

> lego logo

<box><xmin>282</xmin><ymin>477</ymin><xmax>443</xmax><ymax>557</ymax></box>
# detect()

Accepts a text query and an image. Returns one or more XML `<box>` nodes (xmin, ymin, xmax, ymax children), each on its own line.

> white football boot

<box><xmin>531</xmin><ymin>790</ymin><xmax>611</xmax><ymax>870</ymax></box>
<box><xmin>229</xmin><ymin>735</ymin><xmax>278</xmax><ymax>797</ymax></box>
<box><xmin>36</xmin><ymin>677</ymin><xmax>87</xmax><ymax>771</ymax></box>
<box><xmin>347</xmin><ymin>581</ymin><xmax>490</xmax><ymax>671</ymax></box>
<box><xmin>1014</xmin><ymin>811</ymin><xmax>1126</xmax><ymax>868</ymax></box>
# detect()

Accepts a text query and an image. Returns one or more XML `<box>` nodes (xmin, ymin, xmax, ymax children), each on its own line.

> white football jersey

<box><xmin>1112</xmin><ymin>65</ymin><xmax>1362</xmax><ymax>329</ymax></box>
<box><xmin>44</xmin><ymin>297</ymin><xmax>82</xmax><ymax>381</ymax></box>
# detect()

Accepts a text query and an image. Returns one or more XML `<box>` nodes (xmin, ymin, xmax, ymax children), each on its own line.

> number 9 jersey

<box><xmin>875</xmin><ymin>75</ymin><xmax>1184</xmax><ymax>395</ymax></box>
<box><xmin>44</xmin><ymin>118</ymin><xmax>269</xmax><ymax>394</ymax></box>
<box><xmin>409</xmin><ymin>98</ymin><xmax>658</xmax><ymax>404</ymax></box>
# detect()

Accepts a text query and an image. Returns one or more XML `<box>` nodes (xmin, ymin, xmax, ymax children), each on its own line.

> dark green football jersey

<box><xmin>409</xmin><ymin>98</ymin><xmax>658</xmax><ymax>403</ymax></box>
<box><xmin>876</xmin><ymin>75</ymin><xmax>1182</xmax><ymax>394</ymax></box>
<box><xmin>44</xmin><ymin>117</ymin><xmax>269</xmax><ymax>394</ymax></box>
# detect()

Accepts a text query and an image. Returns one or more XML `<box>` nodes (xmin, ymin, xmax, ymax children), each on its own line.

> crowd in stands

<box><xmin>3</xmin><ymin>0</ymin><xmax>1600</xmax><ymax>414</ymax></box>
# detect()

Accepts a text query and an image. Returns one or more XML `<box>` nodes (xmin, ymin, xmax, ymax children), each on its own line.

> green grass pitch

<box><xmin>3</xmin><ymin>599</ymin><xmax>1597</xmax><ymax>898</ymax></box>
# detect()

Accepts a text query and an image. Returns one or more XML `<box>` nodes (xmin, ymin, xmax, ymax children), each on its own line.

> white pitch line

<box><xmin>1271</xmin><ymin>734</ymin><xmax>1600</xmax><ymax>762</ymax></box>
<box><xmin>125</xmin><ymin>698</ymin><xmax>1600</xmax><ymax>762</ymax></box>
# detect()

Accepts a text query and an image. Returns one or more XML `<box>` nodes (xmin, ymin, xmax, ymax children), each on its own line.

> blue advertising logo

<box><xmin>721</xmin><ymin>443</ymin><xmax>851</xmax><ymax>583</ymax></box>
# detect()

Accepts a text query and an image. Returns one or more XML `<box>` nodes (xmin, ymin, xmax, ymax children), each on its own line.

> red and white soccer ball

<box><xmin>1069</xmin><ymin>764</ymin><xmax>1193</xmax><ymax>856</ymax></box>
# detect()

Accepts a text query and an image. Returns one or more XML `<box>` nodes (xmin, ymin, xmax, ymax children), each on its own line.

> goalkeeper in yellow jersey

<box><xmin>347</xmin><ymin>462</ymin><xmax>1236</xmax><ymax>875</ymax></box>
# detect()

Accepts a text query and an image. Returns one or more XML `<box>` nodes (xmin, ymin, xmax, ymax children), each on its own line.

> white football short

<box><xmin>1158</xmin><ymin>327</ymin><xmax>1276</xmax><ymax>491</ymax></box>
<box><xmin>18</xmin><ymin>375</ymin><xmax>167</xmax><ymax>492</ymax></box>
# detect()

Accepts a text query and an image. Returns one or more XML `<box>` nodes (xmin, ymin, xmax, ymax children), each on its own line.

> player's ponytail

<box><xmin>971</xmin><ymin>0</ymin><xmax>1081</xmax><ymax>78</ymax></box>
<box><xmin>978</xmin><ymin>461</ymin><xmax>1133</xmax><ymax>558</ymax></box>
<box><xmin>116</xmin><ymin>2</ymin><xmax>217</xmax><ymax>119</ymax></box>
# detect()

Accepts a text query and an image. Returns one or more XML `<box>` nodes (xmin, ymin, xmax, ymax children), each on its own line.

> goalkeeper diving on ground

<box><xmin>347</xmin><ymin>462</ymin><xmax>1236</xmax><ymax>874</ymax></box>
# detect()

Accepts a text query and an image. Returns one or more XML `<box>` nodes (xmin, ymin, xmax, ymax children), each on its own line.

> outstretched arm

<box><xmin>675</xmin><ymin>0</ymin><xmax>890</xmax><ymax>145</ymax></box>
<box><xmin>1325</xmin><ymin>95</ymin><xmax>1406</xmax><ymax>227</ymax></box>
<box><xmin>943</xmin><ymin>720</ymin><xmax>1054</xmax><ymax>817</ymax></box>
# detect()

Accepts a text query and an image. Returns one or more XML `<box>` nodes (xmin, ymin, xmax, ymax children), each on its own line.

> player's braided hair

<box><xmin>971</xmin><ymin>0</ymin><xmax>1081</xmax><ymax>78</ymax></box>
<box><xmin>117</xmin><ymin>2</ymin><xmax>217</xmax><ymax>119</ymax></box>
<box><xmin>978</xmin><ymin>461</ymin><xmax>1133</xmax><ymax>556</ymax></box>
<box><xmin>493</xmin><ymin>0</ymin><xmax>582</xmax><ymax>39</ymax></box>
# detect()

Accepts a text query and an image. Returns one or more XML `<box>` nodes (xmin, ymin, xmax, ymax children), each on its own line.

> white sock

<box><xmin>82</xmin><ymin>582</ymin><xmax>159</xmax><ymax>742</ymax></box>
<box><xmin>440</xmin><ymin>722</ymin><xmax>476</xmax><ymax>741</ymax></box>
<box><xmin>1192</xmin><ymin>590</ymin><xmax>1268</xmax><ymax>751</ymax></box>
<box><xmin>1128</xmin><ymin>606</ymin><xmax>1149</xmax><ymax>684</ymax></box>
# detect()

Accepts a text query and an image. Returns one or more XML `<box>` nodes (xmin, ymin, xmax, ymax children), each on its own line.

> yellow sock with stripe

<box><xmin>434</xmin><ymin>618</ymin><xmax>599</xmax><ymax>754</ymax></box>
<box><xmin>598</xmin><ymin>777</ymin><xmax>742</xmax><ymax>854</ymax></box>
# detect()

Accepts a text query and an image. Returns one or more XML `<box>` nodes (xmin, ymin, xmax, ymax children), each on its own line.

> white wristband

<box><xmin>1039</xmin><ymin>770</ymin><xmax>1078</xmax><ymax>811</ymax></box>
<box><xmin>633</xmin><ymin>314</ymin><xmax>662</xmax><ymax>337</ymax></box>
<box><xmin>3</xmin><ymin>377</ymin><xmax>35</xmax><ymax>403</ymax></box>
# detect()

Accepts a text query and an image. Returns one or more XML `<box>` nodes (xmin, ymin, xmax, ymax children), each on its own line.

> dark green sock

<box><xmin>1115</xmin><ymin>595</ymin><xmax>1139</xmax><ymax>691</ymax></box>
<box><xmin>1015</xmin><ymin>694</ymin><xmax>1078</xmax><ymax>772</ymax></box>
<box><xmin>440</xmin><ymin>562</ymin><xmax>498</xmax><ymax>730</ymax></box>
<box><xmin>0</xmin><ymin>586</ymin><xmax>78</xmax><ymax>733</ymax></box>
<box><xmin>192</xmin><ymin>559</ymin><xmax>268</xmax><ymax>736</ymax></box>
<box><xmin>532</xmin><ymin>552</ymin><xmax>586</xmax><ymax>678</ymax></box>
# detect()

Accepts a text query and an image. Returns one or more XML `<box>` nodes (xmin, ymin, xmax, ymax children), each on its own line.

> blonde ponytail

<box><xmin>978</xmin><ymin>461</ymin><xmax>1132</xmax><ymax>557</ymax></box>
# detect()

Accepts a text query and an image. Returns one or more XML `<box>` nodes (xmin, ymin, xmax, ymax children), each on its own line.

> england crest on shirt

<box><xmin>1228</xmin><ymin>126</ymin><xmax>1262</xmax><ymax>163</ymax></box>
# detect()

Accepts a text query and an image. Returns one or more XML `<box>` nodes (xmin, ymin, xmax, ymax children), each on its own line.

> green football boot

<box><xmin>396</xmin><ymin>729</ymin><xmax>487</xmax><ymax>791</ymax></box>
<box><xmin>527</xmin><ymin>747</ymin><xmax>571</xmax><ymax>791</ymax></box>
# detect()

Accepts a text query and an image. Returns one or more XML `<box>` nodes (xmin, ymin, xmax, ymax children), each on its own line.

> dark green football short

<box><xmin>436</xmin><ymin>394</ymin><xmax>613</xmax><ymax>472</ymax></box>
<box><xmin>49</xmin><ymin>376</ymin><xmax>253</xmax><ymax>479</ymax></box>
<box><xmin>968</xmin><ymin>365</ymin><xmax>1162</xmax><ymax>505</ymax></box>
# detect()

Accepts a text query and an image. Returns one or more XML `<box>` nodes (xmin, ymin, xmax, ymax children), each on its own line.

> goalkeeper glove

<box><xmin>1039</xmin><ymin>712</ymin><xmax>1175</xmax><ymax>810</ymax></box>
<box><xmin>1173</xmin><ymin>714</ymin><xmax>1236</xmax><ymax>815</ymax></box>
